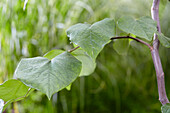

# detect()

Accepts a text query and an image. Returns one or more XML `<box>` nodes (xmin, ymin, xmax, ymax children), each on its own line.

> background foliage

<box><xmin>0</xmin><ymin>0</ymin><xmax>170</xmax><ymax>113</ymax></box>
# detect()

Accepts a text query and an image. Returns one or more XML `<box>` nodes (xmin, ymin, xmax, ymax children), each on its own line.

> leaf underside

<box><xmin>113</xmin><ymin>39</ymin><xmax>129</xmax><ymax>55</ymax></box>
<box><xmin>157</xmin><ymin>33</ymin><xmax>170</xmax><ymax>48</ymax></box>
<box><xmin>161</xmin><ymin>103</ymin><xmax>170</xmax><ymax>113</ymax></box>
<box><xmin>71</xmin><ymin>48</ymin><xmax>96</xmax><ymax>76</ymax></box>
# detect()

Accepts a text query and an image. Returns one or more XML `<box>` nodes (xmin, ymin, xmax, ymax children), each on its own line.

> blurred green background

<box><xmin>0</xmin><ymin>0</ymin><xmax>170</xmax><ymax>113</ymax></box>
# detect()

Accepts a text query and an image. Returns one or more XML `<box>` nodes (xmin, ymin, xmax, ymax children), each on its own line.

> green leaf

<box><xmin>67</xmin><ymin>18</ymin><xmax>116</xmax><ymax>59</ymax></box>
<box><xmin>15</xmin><ymin>52</ymin><xmax>82</xmax><ymax>100</ymax></box>
<box><xmin>117</xmin><ymin>16</ymin><xmax>157</xmax><ymax>41</ymax></box>
<box><xmin>2</xmin><ymin>88</ymin><xmax>34</xmax><ymax>112</ymax></box>
<box><xmin>161</xmin><ymin>103</ymin><xmax>170</xmax><ymax>113</ymax></box>
<box><xmin>2</xmin><ymin>99</ymin><xmax>13</xmax><ymax>112</ymax></box>
<box><xmin>157</xmin><ymin>33</ymin><xmax>170</xmax><ymax>48</ymax></box>
<box><xmin>113</xmin><ymin>39</ymin><xmax>129</xmax><ymax>55</ymax></box>
<box><xmin>0</xmin><ymin>79</ymin><xmax>30</xmax><ymax>102</ymax></box>
<box><xmin>65</xmin><ymin>84</ymin><xmax>72</xmax><ymax>91</ymax></box>
<box><xmin>44</xmin><ymin>49</ymin><xmax>65</xmax><ymax>60</ymax></box>
<box><xmin>71</xmin><ymin>48</ymin><xmax>96</xmax><ymax>76</ymax></box>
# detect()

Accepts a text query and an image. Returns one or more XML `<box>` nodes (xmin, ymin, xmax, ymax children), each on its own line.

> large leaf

<box><xmin>14</xmin><ymin>52</ymin><xmax>82</xmax><ymax>99</ymax></box>
<box><xmin>71</xmin><ymin>48</ymin><xmax>96</xmax><ymax>76</ymax></box>
<box><xmin>44</xmin><ymin>50</ymin><xmax>73</xmax><ymax>91</ymax></box>
<box><xmin>161</xmin><ymin>103</ymin><xmax>170</xmax><ymax>113</ymax></box>
<box><xmin>157</xmin><ymin>33</ymin><xmax>170</xmax><ymax>48</ymax></box>
<box><xmin>67</xmin><ymin>18</ymin><xmax>116</xmax><ymax>59</ymax></box>
<box><xmin>117</xmin><ymin>16</ymin><xmax>157</xmax><ymax>41</ymax></box>
<box><xmin>0</xmin><ymin>79</ymin><xmax>30</xmax><ymax>102</ymax></box>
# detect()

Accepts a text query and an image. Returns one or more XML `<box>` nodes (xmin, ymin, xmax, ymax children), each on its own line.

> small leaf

<box><xmin>67</xmin><ymin>18</ymin><xmax>116</xmax><ymax>59</ymax></box>
<box><xmin>2</xmin><ymin>88</ymin><xmax>34</xmax><ymax>112</ymax></box>
<box><xmin>0</xmin><ymin>79</ymin><xmax>30</xmax><ymax>102</ymax></box>
<box><xmin>117</xmin><ymin>16</ymin><xmax>157</xmax><ymax>41</ymax></box>
<box><xmin>44</xmin><ymin>49</ymin><xmax>65</xmax><ymax>60</ymax></box>
<box><xmin>15</xmin><ymin>52</ymin><xmax>82</xmax><ymax>100</ymax></box>
<box><xmin>113</xmin><ymin>39</ymin><xmax>129</xmax><ymax>55</ymax></box>
<box><xmin>71</xmin><ymin>48</ymin><xmax>96</xmax><ymax>76</ymax></box>
<box><xmin>1</xmin><ymin>88</ymin><xmax>34</xmax><ymax>112</ymax></box>
<box><xmin>161</xmin><ymin>103</ymin><xmax>170</xmax><ymax>113</ymax></box>
<box><xmin>157</xmin><ymin>33</ymin><xmax>170</xmax><ymax>48</ymax></box>
<box><xmin>66</xmin><ymin>84</ymin><xmax>72</xmax><ymax>91</ymax></box>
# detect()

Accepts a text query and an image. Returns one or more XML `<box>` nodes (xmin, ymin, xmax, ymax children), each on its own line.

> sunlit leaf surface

<box><xmin>67</xmin><ymin>18</ymin><xmax>116</xmax><ymax>59</ymax></box>
<box><xmin>15</xmin><ymin>52</ymin><xmax>82</xmax><ymax>99</ymax></box>
<box><xmin>0</xmin><ymin>79</ymin><xmax>29</xmax><ymax>101</ymax></box>
<box><xmin>44</xmin><ymin>49</ymin><xmax>65</xmax><ymax>60</ymax></box>
<box><xmin>117</xmin><ymin>16</ymin><xmax>157</xmax><ymax>41</ymax></box>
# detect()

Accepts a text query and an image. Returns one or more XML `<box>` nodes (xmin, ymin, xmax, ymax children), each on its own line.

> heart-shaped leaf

<box><xmin>71</xmin><ymin>48</ymin><xmax>96</xmax><ymax>76</ymax></box>
<box><xmin>161</xmin><ymin>103</ymin><xmax>170</xmax><ymax>113</ymax></box>
<box><xmin>0</xmin><ymin>79</ymin><xmax>30</xmax><ymax>102</ymax></box>
<box><xmin>67</xmin><ymin>18</ymin><xmax>116</xmax><ymax>59</ymax></box>
<box><xmin>15</xmin><ymin>52</ymin><xmax>82</xmax><ymax>99</ymax></box>
<box><xmin>157</xmin><ymin>33</ymin><xmax>170</xmax><ymax>48</ymax></box>
<box><xmin>117</xmin><ymin>16</ymin><xmax>157</xmax><ymax>41</ymax></box>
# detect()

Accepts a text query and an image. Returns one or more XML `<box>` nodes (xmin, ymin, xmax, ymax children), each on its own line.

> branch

<box><xmin>68</xmin><ymin>36</ymin><xmax>152</xmax><ymax>53</ymax></box>
<box><xmin>111</xmin><ymin>36</ymin><xmax>152</xmax><ymax>50</ymax></box>
<box><xmin>151</xmin><ymin>0</ymin><xmax>169</xmax><ymax>105</ymax></box>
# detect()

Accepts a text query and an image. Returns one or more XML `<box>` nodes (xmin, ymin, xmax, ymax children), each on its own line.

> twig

<box><xmin>151</xmin><ymin>0</ymin><xmax>169</xmax><ymax>105</ymax></box>
<box><xmin>68</xmin><ymin>46</ymin><xmax>80</xmax><ymax>53</ymax></box>
<box><xmin>111</xmin><ymin>36</ymin><xmax>153</xmax><ymax>50</ymax></box>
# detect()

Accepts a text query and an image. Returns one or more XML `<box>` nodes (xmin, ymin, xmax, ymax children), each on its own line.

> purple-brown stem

<box><xmin>111</xmin><ymin>36</ymin><xmax>152</xmax><ymax>50</ymax></box>
<box><xmin>68</xmin><ymin>46</ymin><xmax>80</xmax><ymax>53</ymax></box>
<box><xmin>151</xmin><ymin>0</ymin><xmax>169</xmax><ymax>105</ymax></box>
